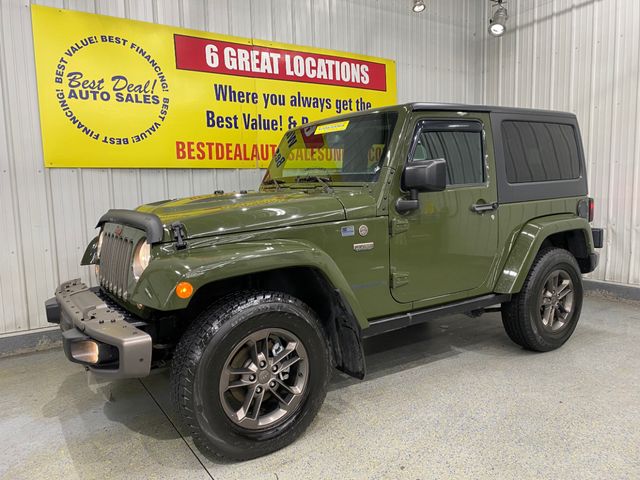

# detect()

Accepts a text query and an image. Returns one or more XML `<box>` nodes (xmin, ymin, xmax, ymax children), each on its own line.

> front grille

<box><xmin>99</xmin><ymin>232</ymin><xmax>134</xmax><ymax>298</ymax></box>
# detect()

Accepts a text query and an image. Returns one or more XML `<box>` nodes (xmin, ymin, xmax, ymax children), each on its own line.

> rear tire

<box><xmin>501</xmin><ymin>247</ymin><xmax>583</xmax><ymax>352</ymax></box>
<box><xmin>171</xmin><ymin>291</ymin><xmax>330</xmax><ymax>460</ymax></box>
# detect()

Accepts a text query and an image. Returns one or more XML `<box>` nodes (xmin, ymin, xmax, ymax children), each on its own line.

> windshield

<box><xmin>262</xmin><ymin>111</ymin><xmax>398</xmax><ymax>186</ymax></box>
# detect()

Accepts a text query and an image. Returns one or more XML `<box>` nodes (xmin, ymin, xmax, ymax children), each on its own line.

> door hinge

<box><xmin>390</xmin><ymin>217</ymin><xmax>409</xmax><ymax>236</ymax></box>
<box><xmin>391</xmin><ymin>271</ymin><xmax>410</xmax><ymax>288</ymax></box>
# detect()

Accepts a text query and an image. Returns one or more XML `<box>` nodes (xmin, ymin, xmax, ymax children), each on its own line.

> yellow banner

<box><xmin>31</xmin><ymin>6</ymin><xmax>397</xmax><ymax>169</ymax></box>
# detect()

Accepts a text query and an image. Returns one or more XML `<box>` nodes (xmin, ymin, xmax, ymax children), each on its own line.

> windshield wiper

<box><xmin>262</xmin><ymin>178</ymin><xmax>285</xmax><ymax>191</ymax></box>
<box><xmin>295</xmin><ymin>175</ymin><xmax>334</xmax><ymax>193</ymax></box>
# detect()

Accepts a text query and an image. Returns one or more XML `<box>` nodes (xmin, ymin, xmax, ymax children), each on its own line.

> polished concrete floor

<box><xmin>1</xmin><ymin>294</ymin><xmax>639</xmax><ymax>479</ymax></box>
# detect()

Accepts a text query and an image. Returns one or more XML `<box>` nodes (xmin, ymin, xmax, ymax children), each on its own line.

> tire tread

<box><xmin>501</xmin><ymin>247</ymin><xmax>582</xmax><ymax>352</ymax></box>
<box><xmin>170</xmin><ymin>290</ymin><xmax>328</xmax><ymax>461</ymax></box>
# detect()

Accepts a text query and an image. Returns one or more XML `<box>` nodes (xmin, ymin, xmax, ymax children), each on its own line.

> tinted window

<box><xmin>502</xmin><ymin>121</ymin><xmax>581</xmax><ymax>183</ymax></box>
<box><xmin>412</xmin><ymin>130</ymin><xmax>484</xmax><ymax>185</ymax></box>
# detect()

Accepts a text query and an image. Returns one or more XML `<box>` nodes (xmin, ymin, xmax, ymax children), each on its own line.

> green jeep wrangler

<box><xmin>47</xmin><ymin>103</ymin><xmax>603</xmax><ymax>460</ymax></box>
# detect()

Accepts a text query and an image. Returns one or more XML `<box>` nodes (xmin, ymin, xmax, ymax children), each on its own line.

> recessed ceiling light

<box><xmin>413</xmin><ymin>0</ymin><xmax>426</xmax><ymax>13</ymax></box>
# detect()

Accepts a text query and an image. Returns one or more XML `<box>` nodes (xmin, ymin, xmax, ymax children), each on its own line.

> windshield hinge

<box><xmin>170</xmin><ymin>222</ymin><xmax>187</xmax><ymax>250</ymax></box>
<box><xmin>390</xmin><ymin>217</ymin><xmax>409</xmax><ymax>236</ymax></box>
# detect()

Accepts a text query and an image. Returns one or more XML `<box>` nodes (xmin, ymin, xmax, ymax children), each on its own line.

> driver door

<box><xmin>389</xmin><ymin>115</ymin><xmax>499</xmax><ymax>305</ymax></box>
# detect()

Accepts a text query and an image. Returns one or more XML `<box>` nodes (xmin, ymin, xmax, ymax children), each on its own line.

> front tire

<box><xmin>171</xmin><ymin>291</ymin><xmax>330</xmax><ymax>460</ymax></box>
<box><xmin>501</xmin><ymin>248</ymin><xmax>584</xmax><ymax>352</ymax></box>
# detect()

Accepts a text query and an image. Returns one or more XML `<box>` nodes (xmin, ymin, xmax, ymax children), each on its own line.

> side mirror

<box><xmin>396</xmin><ymin>158</ymin><xmax>447</xmax><ymax>213</ymax></box>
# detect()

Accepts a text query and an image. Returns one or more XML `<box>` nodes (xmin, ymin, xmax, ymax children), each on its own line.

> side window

<box><xmin>502</xmin><ymin>121</ymin><xmax>581</xmax><ymax>183</ymax></box>
<box><xmin>412</xmin><ymin>128</ymin><xmax>484</xmax><ymax>185</ymax></box>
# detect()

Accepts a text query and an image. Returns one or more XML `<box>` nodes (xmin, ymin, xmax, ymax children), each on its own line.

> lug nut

<box><xmin>272</xmin><ymin>365</ymin><xmax>278</xmax><ymax>372</ymax></box>
<box><xmin>256</xmin><ymin>386</ymin><xmax>262</xmax><ymax>393</ymax></box>
<box><xmin>269</xmin><ymin>381</ymin><xmax>276</xmax><ymax>388</ymax></box>
<box><xmin>259</xmin><ymin>360</ymin><xmax>266</xmax><ymax>368</ymax></box>
<box><xmin>249</xmin><ymin>375</ymin><xmax>256</xmax><ymax>381</ymax></box>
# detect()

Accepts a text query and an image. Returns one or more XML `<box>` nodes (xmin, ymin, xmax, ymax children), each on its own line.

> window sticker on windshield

<box><xmin>315</xmin><ymin>120</ymin><xmax>350</xmax><ymax>135</ymax></box>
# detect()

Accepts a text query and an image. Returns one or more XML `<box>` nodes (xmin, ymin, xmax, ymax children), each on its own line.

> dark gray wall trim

<box><xmin>0</xmin><ymin>329</ymin><xmax>61</xmax><ymax>358</ymax></box>
<box><xmin>584</xmin><ymin>279</ymin><xmax>640</xmax><ymax>302</ymax></box>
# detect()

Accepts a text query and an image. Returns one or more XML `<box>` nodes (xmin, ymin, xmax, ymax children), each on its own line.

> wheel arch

<box><xmin>184</xmin><ymin>267</ymin><xmax>366</xmax><ymax>380</ymax></box>
<box><xmin>495</xmin><ymin>214</ymin><xmax>594</xmax><ymax>294</ymax></box>
<box><xmin>132</xmin><ymin>239</ymin><xmax>368</xmax><ymax>379</ymax></box>
<box><xmin>540</xmin><ymin>229</ymin><xmax>594</xmax><ymax>274</ymax></box>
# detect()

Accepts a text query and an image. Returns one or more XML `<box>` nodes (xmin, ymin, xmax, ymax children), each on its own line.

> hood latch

<box><xmin>170</xmin><ymin>222</ymin><xmax>187</xmax><ymax>250</ymax></box>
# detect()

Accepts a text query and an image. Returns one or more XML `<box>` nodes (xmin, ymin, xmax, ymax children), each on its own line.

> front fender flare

<box><xmin>130</xmin><ymin>239</ymin><xmax>369</xmax><ymax>328</ymax></box>
<box><xmin>80</xmin><ymin>235</ymin><xmax>99</xmax><ymax>266</ymax></box>
<box><xmin>495</xmin><ymin>215</ymin><xmax>593</xmax><ymax>294</ymax></box>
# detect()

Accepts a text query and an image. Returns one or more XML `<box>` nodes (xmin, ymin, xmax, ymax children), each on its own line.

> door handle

<box><xmin>470</xmin><ymin>202</ymin><xmax>498</xmax><ymax>213</ymax></box>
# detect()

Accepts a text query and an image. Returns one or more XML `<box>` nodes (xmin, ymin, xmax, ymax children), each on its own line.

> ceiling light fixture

<box><xmin>412</xmin><ymin>0</ymin><xmax>426</xmax><ymax>13</ymax></box>
<box><xmin>488</xmin><ymin>0</ymin><xmax>508</xmax><ymax>37</ymax></box>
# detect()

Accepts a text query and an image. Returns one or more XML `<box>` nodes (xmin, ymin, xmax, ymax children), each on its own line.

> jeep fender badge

<box><xmin>358</xmin><ymin>224</ymin><xmax>368</xmax><ymax>236</ymax></box>
<box><xmin>353</xmin><ymin>242</ymin><xmax>374</xmax><ymax>252</ymax></box>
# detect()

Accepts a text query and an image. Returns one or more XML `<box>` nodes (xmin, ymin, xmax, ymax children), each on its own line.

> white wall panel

<box><xmin>483</xmin><ymin>0</ymin><xmax>640</xmax><ymax>286</ymax></box>
<box><xmin>4</xmin><ymin>0</ymin><xmax>638</xmax><ymax>337</ymax></box>
<box><xmin>0</xmin><ymin>0</ymin><xmax>482</xmax><ymax>335</ymax></box>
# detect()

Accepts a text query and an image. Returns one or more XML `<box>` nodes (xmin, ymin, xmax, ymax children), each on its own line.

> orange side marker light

<box><xmin>176</xmin><ymin>281</ymin><xmax>194</xmax><ymax>299</ymax></box>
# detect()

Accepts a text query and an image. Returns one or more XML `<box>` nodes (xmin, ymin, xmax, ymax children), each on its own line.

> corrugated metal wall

<box><xmin>5</xmin><ymin>0</ymin><xmax>637</xmax><ymax>338</ymax></box>
<box><xmin>0</xmin><ymin>0</ymin><xmax>485</xmax><ymax>335</ymax></box>
<box><xmin>483</xmin><ymin>0</ymin><xmax>640</xmax><ymax>286</ymax></box>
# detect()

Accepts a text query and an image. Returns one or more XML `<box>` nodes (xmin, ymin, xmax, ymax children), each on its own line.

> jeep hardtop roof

<box><xmin>409</xmin><ymin>102</ymin><xmax>576</xmax><ymax>118</ymax></box>
<box><xmin>299</xmin><ymin>103</ymin><xmax>576</xmax><ymax>129</ymax></box>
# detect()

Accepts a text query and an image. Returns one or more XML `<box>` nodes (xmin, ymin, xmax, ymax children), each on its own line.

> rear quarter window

<box><xmin>502</xmin><ymin>121</ymin><xmax>581</xmax><ymax>183</ymax></box>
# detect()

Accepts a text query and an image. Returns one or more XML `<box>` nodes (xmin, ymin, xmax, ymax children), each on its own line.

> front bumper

<box><xmin>46</xmin><ymin>279</ymin><xmax>151</xmax><ymax>379</ymax></box>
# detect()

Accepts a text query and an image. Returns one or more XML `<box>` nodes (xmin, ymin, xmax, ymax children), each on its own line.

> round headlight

<box><xmin>132</xmin><ymin>240</ymin><xmax>151</xmax><ymax>280</ymax></box>
<box><xmin>97</xmin><ymin>231</ymin><xmax>105</xmax><ymax>258</ymax></box>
